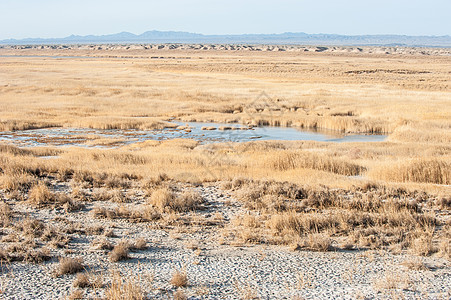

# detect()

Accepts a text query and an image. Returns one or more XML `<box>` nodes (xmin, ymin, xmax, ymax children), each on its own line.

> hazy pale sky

<box><xmin>1</xmin><ymin>0</ymin><xmax>450</xmax><ymax>39</ymax></box>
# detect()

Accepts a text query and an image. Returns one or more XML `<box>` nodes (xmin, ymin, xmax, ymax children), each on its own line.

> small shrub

<box><xmin>0</xmin><ymin>247</ymin><xmax>9</xmax><ymax>262</ymax></box>
<box><xmin>131</xmin><ymin>238</ymin><xmax>147</xmax><ymax>250</ymax></box>
<box><xmin>438</xmin><ymin>240</ymin><xmax>450</xmax><ymax>259</ymax></box>
<box><xmin>28</xmin><ymin>182</ymin><xmax>55</xmax><ymax>207</ymax></box>
<box><xmin>105</xmin><ymin>271</ymin><xmax>144</xmax><ymax>300</ymax></box>
<box><xmin>91</xmin><ymin>238</ymin><xmax>114</xmax><ymax>251</ymax></box>
<box><xmin>149</xmin><ymin>187</ymin><xmax>174</xmax><ymax>211</ymax></box>
<box><xmin>56</xmin><ymin>257</ymin><xmax>84</xmax><ymax>276</ymax></box>
<box><xmin>171</xmin><ymin>269</ymin><xmax>188</xmax><ymax>287</ymax></box>
<box><xmin>305</xmin><ymin>233</ymin><xmax>331</xmax><ymax>252</ymax></box>
<box><xmin>175</xmin><ymin>190</ymin><xmax>204</xmax><ymax>212</ymax></box>
<box><xmin>68</xmin><ymin>289</ymin><xmax>84</xmax><ymax>300</ymax></box>
<box><xmin>401</xmin><ymin>258</ymin><xmax>429</xmax><ymax>271</ymax></box>
<box><xmin>73</xmin><ymin>273</ymin><xmax>90</xmax><ymax>288</ymax></box>
<box><xmin>410</xmin><ymin>235</ymin><xmax>434</xmax><ymax>256</ymax></box>
<box><xmin>16</xmin><ymin>218</ymin><xmax>44</xmax><ymax>238</ymax></box>
<box><xmin>174</xmin><ymin>289</ymin><xmax>188</xmax><ymax>300</ymax></box>
<box><xmin>149</xmin><ymin>188</ymin><xmax>203</xmax><ymax>212</ymax></box>
<box><xmin>0</xmin><ymin>174</ymin><xmax>35</xmax><ymax>193</ymax></box>
<box><xmin>109</xmin><ymin>242</ymin><xmax>130</xmax><ymax>262</ymax></box>
<box><xmin>85</xmin><ymin>225</ymin><xmax>105</xmax><ymax>235</ymax></box>
<box><xmin>0</xmin><ymin>201</ymin><xmax>12</xmax><ymax>227</ymax></box>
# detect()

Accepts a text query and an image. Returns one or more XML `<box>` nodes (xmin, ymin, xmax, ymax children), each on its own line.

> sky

<box><xmin>0</xmin><ymin>0</ymin><xmax>450</xmax><ymax>40</ymax></box>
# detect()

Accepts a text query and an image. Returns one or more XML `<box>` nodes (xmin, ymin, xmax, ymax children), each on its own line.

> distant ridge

<box><xmin>1</xmin><ymin>31</ymin><xmax>451</xmax><ymax>47</ymax></box>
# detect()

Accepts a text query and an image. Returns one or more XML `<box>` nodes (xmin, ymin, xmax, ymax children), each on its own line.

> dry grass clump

<box><xmin>92</xmin><ymin>205</ymin><xmax>161</xmax><ymax>222</ymax></box>
<box><xmin>110</xmin><ymin>190</ymin><xmax>128</xmax><ymax>203</ymax></box>
<box><xmin>142</xmin><ymin>173</ymin><xmax>169</xmax><ymax>191</ymax></box>
<box><xmin>266</xmin><ymin>212</ymin><xmax>336</xmax><ymax>247</ymax></box>
<box><xmin>372</xmin><ymin>271</ymin><xmax>413</xmax><ymax>292</ymax></box>
<box><xmin>73</xmin><ymin>273</ymin><xmax>91</xmax><ymax>288</ymax></box>
<box><xmin>149</xmin><ymin>187</ymin><xmax>203</xmax><ymax>212</ymax></box>
<box><xmin>0</xmin><ymin>247</ymin><xmax>8</xmax><ymax>262</ymax></box>
<box><xmin>79</xmin><ymin>116</ymin><xmax>172</xmax><ymax>131</ymax></box>
<box><xmin>92</xmin><ymin>206</ymin><xmax>116</xmax><ymax>219</ymax></box>
<box><xmin>73</xmin><ymin>272</ymin><xmax>104</xmax><ymax>289</ymax></box>
<box><xmin>401</xmin><ymin>257</ymin><xmax>429</xmax><ymax>271</ymax></box>
<box><xmin>266</xmin><ymin>150</ymin><xmax>364</xmax><ymax>176</ymax></box>
<box><xmin>24</xmin><ymin>248</ymin><xmax>52</xmax><ymax>263</ymax></box>
<box><xmin>173</xmin><ymin>289</ymin><xmax>188</xmax><ymax>300</ymax></box>
<box><xmin>228</xmin><ymin>179</ymin><xmax>445</xmax><ymax>253</ymax></box>
<box><xmin>369</xmin><ymin>158</ymin><xmax>451</xmax><ymax>185</ymax></box>
<box><xmin>90</xmin><ymin>190</ymin><xmax>112</xmax><ymax>202</ymax></box>
<box><xmin>85</xmin><ymin>224</ymin><xmax>105</xmax><ymax>235</ymax></box>
<box><xmin>0</xmin><ymin>201</ymin><xmax>12</xmax><ymax>226</ymax></box>
<box><xmin>149</xmin><ymin>187</ymin><xmax>175</xmax><ymax>211</ymax></box>
<box><xmin>131</xmin><ymin>238</ymin><xmax>147</xmax><ymax>250</ymax></box>
<box><xmin>0</xmin><ymin>233</ymin><xmax>52</xmax><ymax>263</ymax></box>
<box><xmin>438</xmin><ymin>240</ymin><xmax>450</xmax><ymax>259</ymax></box>
<box><xmin>0</xmin><ymin>120</ymin><xmax>59</xmax><ymax>132</ymax></box>
<box><xmin>108</xmin><ymin>239</ymin><xmax>148</xmax><ymax>261</ymax></box>
<box><xmin>42</xmin><ymin>226</ymin><xmax>71</xmax><ymax>248</ymax></box>
<box><xmin>176</xmin><ymin>190</ymin><xmax>204</xmax><ymax>212</ymax></box>
<box><xmin>109</xmin><ymin>241</ymin><xmax>130</xmax><ymax>262</ymax></box>
<box><xmin>171</xmin><ymin>269</ymin><xmax>188</xmax><ymax>287</ymax></box>
<box><xmin>3</xmin><ymin>245</ymin><xmax>51</xmax><ymax>264</ymax></box>
<box><xmin>232</xmin><ymin>179</ymin><xmax>306</xmax><ymax>211</ymax></box>
<box><xmin>105</xmin><ymin>271</ymin><xmax>145</xmax><ymax>300</ymax></box>
<box><xmin>28</xmin><ymin>182</ymin><xmax>54</xmax><ymax>206</ymax></box>
<box><xmin>68</xmin><ymin>289</ymin><xmax>84</xmax><ymax>300</ymax></box>
<box><xmin>71</xmin><ymin>170</ymin><xmax>136</xmax><ymax>190</ymax></box>
<box><xmin>56</xmin><ymin>257</ymin><xmax>84</xmax><ymax>276</ymax></box>
<box><xmin>26</xmin><ymin>182</ymin><xmax>83</xmax><ymax>211</ymax></box>
<box><xmin>304</xmin><ymin>233</ymin><xmax>332</xmax><ymax>251</ymax></box>
<box><xmin>91</xmin><ymin>238</ymin><xmax>114</xmax><ymax>251</ymax></box>
<box><xmin>0</xmin><ymin>173</ymin><xmax>36</xmax><ymax>193</ymax></box>
<box><xmin>15</xmin><ymin>218</ymin><xmax>45</xmax><ymax>238</ymax></box>
<box><xmin>389</xmin><ymin>124</ymin><xmax>451</xmax><ymax>144</ymax></box>
<box><xmin>105</xmin><ymin>176</ymin><xmax>131</xmax><ymax>189</ymax></box>
<box><xmin>409</xmin><ymin>234</ymin><xmax>435</xmax><ymax>256</ymax></box>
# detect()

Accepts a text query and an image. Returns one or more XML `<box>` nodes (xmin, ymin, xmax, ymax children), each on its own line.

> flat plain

<box><xmin>0</xmin><ymin>44</ymin><xmax>450</xmax><ymax>299</ymax></box>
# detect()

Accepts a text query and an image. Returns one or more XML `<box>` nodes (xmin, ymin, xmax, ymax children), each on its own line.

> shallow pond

<box><xmin>0</xmin><ymin>122</ymin><xmax>386</xmax><ymax>148</ymax></box>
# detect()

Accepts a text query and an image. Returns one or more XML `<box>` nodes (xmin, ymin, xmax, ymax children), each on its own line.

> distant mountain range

<box><xmin>1</xmin><ymin>31</ymin><xmax>451</xmax><ymax>47</ymax></box>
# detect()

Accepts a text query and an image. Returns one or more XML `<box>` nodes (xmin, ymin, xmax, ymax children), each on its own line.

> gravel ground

<box><xmin>1</xmin><ymin>185</ymin><xmax>450</xmax><ymax>299</ymax></box>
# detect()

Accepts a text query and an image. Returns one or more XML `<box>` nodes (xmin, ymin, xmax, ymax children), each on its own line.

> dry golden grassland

<box><xmin>0</xmin><ymin>48</ymin><xmax>450</xmax><ymax>187</ymax></box>
<box><xmin>0</xmin><ymin>47</ymin><xmax>450</xmax><ymax>298</ymax></box>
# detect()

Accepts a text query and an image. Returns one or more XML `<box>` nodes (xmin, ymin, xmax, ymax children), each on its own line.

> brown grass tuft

<box><xmin>0</xmin><ymin>173</ymin><xmax>36</xmax><ymax>193</ymax></box>
<box><xmin>105</xmin><ymin>271</ymin><xmax>144</xmax><ymax>300</ymax></box>
<box><xmin>401</xmin><ymin>257</ymin><xmax>429</xmax><ymax>271</ymax></box>
<box><xmin>410</xmin><ymin>234</ymin><xmax>435</xmax><ymax>256</ymax></box>
<box><xmin>109</xmin><ymin>241</ymin><xmax>130</xmax><ymax>262</ymax></box>
<box><xmin>131</xmin><ymin>238</ymin><xmax>147</xmax><ymax>250</ymax></box>
<box><xmin>149</xmin><ymin>188</ymin><xmax>203</xmax><ymax>212</ymax></box>
<box><xmin>73</xmin><ymin>273</ymin><xmax>91</xmax><ymax>288</ymax></box>
<box><xmin>16</xmin><ymin>218</ymin><xmax>45</xmax><ymax>238</ymax></box>
<box><xmin>174</xmin><ymin>289</ymin><xmax>188</xmax><ymax>300</ymax></box>
<box><xmin>0</xmin><ymin>201</ymin><xmax>12</xmax><ymax>227</ymax></box>
<box><xmin>56</xmin><ymin>257</ymin><xmax>84</xmax><ymax>276</ymax></box>
<box><xmin>149</xmin><ymin>187</ymin><xmax>174</xmax><ymax>211</ymax></box>
<box><xmin>304</xmin><ymin>233</ymin><xmax>332</xmax><ymax>252</ymax></box>
<box><xmin>68</xmin><ymin>289</ymin><xmax>84</xmax><ymax>300</ymax></box>
<box><xmin>28</xmin><ymin>182</ymin><xmax>55</xmax><ymax>207</ymax></box>
<box><xmin>171</xmin><ymin>269</ymin><xmax>188</xmax><ymax>287</ymax></box>
<box><xmin>91</xmin><ymin>238</ymin><xmax>114</xmax><ymax>251</ymax></box>
<box><xmin>369</xmin><ymin>158</ymin><xmax>451</xmax><ymax>185</ymax></box>
<box><xmin>266</xmin><ymin>150</ymin><xmax>364</xmax><ymax>176</ymax></box>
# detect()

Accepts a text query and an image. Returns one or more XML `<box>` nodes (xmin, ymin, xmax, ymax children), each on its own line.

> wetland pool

<box><xmin>0</xmin><ymin>121</ymin><xmax>386</xmax><ymax>148</ymax></box>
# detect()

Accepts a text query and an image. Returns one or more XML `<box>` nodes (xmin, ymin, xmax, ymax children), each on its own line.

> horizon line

<box><xmin>2</xmin><ymin>30</ymin><xmax>451</xmax><ymax>41</ymax></box>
